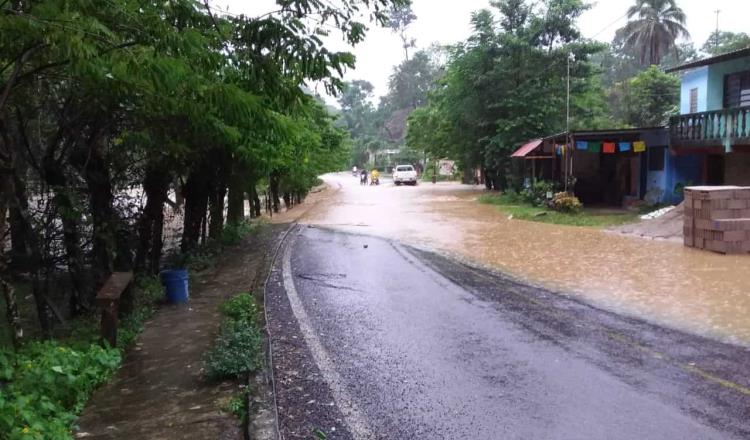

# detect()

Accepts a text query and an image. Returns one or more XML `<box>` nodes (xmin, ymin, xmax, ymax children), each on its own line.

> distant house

<box><xmin>512</xmin><ymin>48</ymin><xmax>750</xmax><ymax>207</ymax></box>
<box><xmin>665</xmin><ymin>47</ymin><xmax>750</xmax><ymax>198</ymax></box>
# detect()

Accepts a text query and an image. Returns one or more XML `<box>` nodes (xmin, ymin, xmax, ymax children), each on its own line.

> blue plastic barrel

<box><xmin>160</xmin><ymin>269</ymin><xmax>189</xmax><ymax>304</ymax></box>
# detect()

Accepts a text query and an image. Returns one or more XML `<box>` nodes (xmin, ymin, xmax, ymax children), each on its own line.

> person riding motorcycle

<box><xmin>370</xmin><ymin>169</ymin><xmax>380</xmax><ymax>185</ymax></box>
<box><xmin>359</xmin><ymin>168</ymin><xmax>368</xmax><ymax>185</ymax></box>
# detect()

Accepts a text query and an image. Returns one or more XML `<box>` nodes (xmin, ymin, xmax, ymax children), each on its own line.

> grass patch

<box><xmin>478</xmin><ymin>193</ymin><xmax>639</xmax><ymax>228</ymax></box>
<box><xmin>0</xmin><ymin>276</ymin><xmax>163</xmax><ymax>439</ymax></box>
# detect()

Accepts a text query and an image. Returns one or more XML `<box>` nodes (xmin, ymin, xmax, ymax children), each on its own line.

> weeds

<box><xmin>203</xmin><ymin>293</ymin><xmax>263</xmax><ymax>381</ymax></box>
<box><xmin>0</xmin><ymin>277</ymin><xmax>163</xmax><ymax>439</ymax></box>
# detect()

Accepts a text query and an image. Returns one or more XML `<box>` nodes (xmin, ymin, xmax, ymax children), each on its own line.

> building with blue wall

<box><xmin>666</xmin><ymin>47</ymin><xmax>750</xmax><ymax>200</ymax></box>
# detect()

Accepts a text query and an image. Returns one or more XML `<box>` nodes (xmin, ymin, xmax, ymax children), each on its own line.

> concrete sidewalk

<box><xmin>76</xmin><ymin>226</ymin><xmax>283</xmax><ymax>440</ymax></box>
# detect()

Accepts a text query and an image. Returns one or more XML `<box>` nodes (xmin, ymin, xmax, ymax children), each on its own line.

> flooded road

<box><xmin>299</xmin><ymin>173</ymin><xmax>750</xmax><ymax>345</ymax></box>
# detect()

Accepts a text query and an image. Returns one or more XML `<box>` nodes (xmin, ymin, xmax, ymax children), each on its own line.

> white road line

<box><xmin>281</xmin><ymin>231</ymin><xmax>374</xmax><ymax>439</ymax></box>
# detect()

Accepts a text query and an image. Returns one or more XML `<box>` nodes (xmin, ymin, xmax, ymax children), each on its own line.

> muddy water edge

<box><xmin>300</xmin><ymin>174</ymin><xmax>750</xmax><ymax>346</ymax></box>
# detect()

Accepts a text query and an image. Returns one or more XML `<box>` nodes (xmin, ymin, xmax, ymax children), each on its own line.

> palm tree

<box><xmin>620</xmin><ymin>0</ymin><xmax>690</xmax><ymax>66</ymax></box>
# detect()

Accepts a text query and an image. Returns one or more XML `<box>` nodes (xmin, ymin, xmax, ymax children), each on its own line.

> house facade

<box><xmin>511</xmin><ymin>128</ymin><xmax>669</xmax><ymax>207</ymax></box>
<box><xmin>666</xmin><ymin>47</ymin><xmax>750</xmax><ymax>200</ymax></box>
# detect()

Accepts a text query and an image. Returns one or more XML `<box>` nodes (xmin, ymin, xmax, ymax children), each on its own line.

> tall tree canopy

<box><xmin>0</xmin><ymin>0</ymin><xmax>407</xmax><ymax>338</ymax></box>
<box><xmin>701</xmin><ymin>31</ymin><xmax>750</xmax><ymax>56</ymax></box>
<box><xmin>619</xmin><ymin>0</ymin><xmax>689</xmax><ymax>66</ymax></box>
<box><xmin>406</xmin><ymin>0</ymin><xmax>607</xmax><ymax>189</ymax></box>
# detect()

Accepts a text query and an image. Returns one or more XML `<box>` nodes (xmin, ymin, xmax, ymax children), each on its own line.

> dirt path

<box><xmin>76</xmin><ymin>225</ymin><xmax>287</xmax><ymax>440</ymax></box>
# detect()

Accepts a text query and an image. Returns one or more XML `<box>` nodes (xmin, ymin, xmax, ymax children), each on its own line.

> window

<box><xmin>396</xmin><ymin>166</ymin><xmax>414</xmax><ymax>172</ymax></box>
<box><xmin>723</xmin><ymin>70</ymin><xmax>750</xmax><ymax>108</ymax></box>
<box><xmin>689</xmin><ymin>88</ymin><xmax>698</xmax><ymax>113</ymax></box>
<box><xmin>649</xmin><ymin>146</ymin><xmax>666</xmax><ymax>171</ymax></box>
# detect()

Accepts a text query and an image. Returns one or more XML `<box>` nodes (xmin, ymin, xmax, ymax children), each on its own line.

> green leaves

<box><xmin>0</xmin><ymin>342</ymin><xmax>121</xmax><ymax>439</ymax></box>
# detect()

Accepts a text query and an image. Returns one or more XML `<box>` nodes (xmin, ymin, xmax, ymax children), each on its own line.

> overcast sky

<box><xmin>220</xmin><ymin>0</ymin><xmax>749</xmax><ymax>103</ymax></box>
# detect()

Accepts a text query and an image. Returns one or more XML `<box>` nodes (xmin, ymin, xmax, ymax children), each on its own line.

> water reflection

<box><xmin>300</xmin><ymin>174</ymin><xmax>750</xmax><ymax>346</ymax></box>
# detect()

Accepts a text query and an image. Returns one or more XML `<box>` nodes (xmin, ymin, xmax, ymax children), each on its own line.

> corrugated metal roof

<box><xmin>511</xmin><ymin>139</ymin><xmax>543</xmax><ymax>157</ymax></box>
<box><xmin>664</xmin><ymin>47</ymin><xmax>750</xmax><ymax>73</ymax></box>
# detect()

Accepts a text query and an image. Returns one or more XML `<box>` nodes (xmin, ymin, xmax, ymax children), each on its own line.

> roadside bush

<box><xmin>221</xmin><ymin>221</ymin><xmax>256</xmax><ymax>247</ymax></box>
<box><xmin>204</xmin><ymin>293</ymin><xmax>263</xmax><ymax>380</ymax></box>
<box><xmin>203</xmin><ymin>321</ymin><xmax>263</xmax><ymax>380</ymax></box>
<box><xmin>550</xmin><ymin>192</ymin><xmax>583</xmax><ymax>213</ymax></box>
<box><xmin>219</xmin><ymin>293</ymin><xmax>261</xmax><ymax>328</ymax></box>
<box><xmin>521</xmin><ymin>180</ymin><xmax>556</xmax><ymax>207</ymax></box>
<box><xmin>0</xmin><ymin>342</ymin><xmax>120</xmax><ymax>440</ymax></box>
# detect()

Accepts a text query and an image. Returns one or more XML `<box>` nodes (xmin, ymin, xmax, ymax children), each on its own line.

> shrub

<box><xmin>521</xmin><ymin>180</ymin><xmax>556</xmax><ymax>207</ymax></box>
<box><xmin>203</xmin><ymin>320</ymin><xmax>263</xmax><ymax>380</ymax></box>
<box><xmin>551</xmin><ymin>192</ymin><xmax>583</xmax><ymax>213</ymax></box>
<box><xmin>0</xmin><ymin>342</ymin><xmax>120</xmax><ymax>439</ymax></box>
<box><xmin>221</xmin><ymin>221</ymin><xmax>256</xmax><ymax>246</ymax></box>
<box><xmin>204</xmin><ymin>293</ymin><xmax>263</xmax><ymax>381</ymax></box>
<box><xmin>219</xmin><ymin>293</ymin><xmax>261</xmax><ymax>328</ymax></box>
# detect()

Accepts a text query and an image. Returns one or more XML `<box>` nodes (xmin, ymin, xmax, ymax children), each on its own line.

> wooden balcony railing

<box><xmin>669</xmin><ymin>107</ymin><xmax>750</xmax><ymax>146</ymax></box>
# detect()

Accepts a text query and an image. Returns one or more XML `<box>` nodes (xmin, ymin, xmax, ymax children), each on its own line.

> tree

<box><xmin>702</xmin><ymin>31</ymin><xmax>750</xmax><ymax>56</ymax></box>
<box><xmin>619</xmin><ymin>66</ymin><xmax>680</xmax><ymax>127</ymax></box>
<box><xmin>1</xmin><ymin>0</ymin><xmax>407</xmax><ymax>335</ymax></box>
<box><xmin>382</xmin><ymin>49</ymin><xmax>442</xmax><ymax>111</ymax></box>
<box><xmin>619</xmin><ymin>0</ymin><xmax>690</xmax><ymax>66</ymax></box>
<box><xmin>406</xmin><ymin>0</ymin><xmax>606</xmax><ymax>189</ymax></box>
<box><xmin>387</xmin><ymin>3</ymin><xmax>417</xmax><ymax>61</ymax></box>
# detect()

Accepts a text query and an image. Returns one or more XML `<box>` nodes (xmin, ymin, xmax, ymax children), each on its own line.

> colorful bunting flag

<box><xmin>555</xmin><ymin>144</ymin><xmax>566</xmax><ymax>156</ymax></box>
<box><xmin>618</xmin><ymin>142</ymin><xmax>631</xmax><ymax>152</ymax></box>
<box><xmin>633</xmin><ymin>141</ymin><xmax>646</xmax><ymax>153</ymax></box>
<box><xmin>576</xmin><ymin>141</ymin><xmax>588</xmax><ymax>150</ymax></box>
<box><xmin>603</xmin><ymin>142</ymin><xmax>616</xmax><ymax>153</ymax></box>
<box><xmin>588</xmin><ymin>142</ymin><xmax>601</xmax><ymax>153</ymax></box>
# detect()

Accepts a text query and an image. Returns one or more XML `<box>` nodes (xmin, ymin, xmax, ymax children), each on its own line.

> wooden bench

<box><xmin>96</xmin><ymin>271</ymin><xmax>134</xmax><ymax>347</ymax></box>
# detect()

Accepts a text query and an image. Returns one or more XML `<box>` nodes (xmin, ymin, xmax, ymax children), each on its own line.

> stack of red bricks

<box><xmin>683</xmin><ymin>186</ymin><xmax>750</xmax><ymax>254</ymax></box>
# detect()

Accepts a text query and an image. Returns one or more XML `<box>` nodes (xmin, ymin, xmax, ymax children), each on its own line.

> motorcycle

<box><xmin>370</xmin><ymin>176</ymin><xmax>380</xmax><ymax>186</ymax></box>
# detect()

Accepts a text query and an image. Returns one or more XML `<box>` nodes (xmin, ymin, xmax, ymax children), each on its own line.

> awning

<box><xmin>511</xmin><ymin>139</ymin><xmax>543</xmax><ymax>158</ymax></box>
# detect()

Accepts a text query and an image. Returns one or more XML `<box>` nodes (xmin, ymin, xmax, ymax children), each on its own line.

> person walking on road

<box><xmin>360</xmin><ymin>168</ymin><xmax>368</xmax><ymax>185</ymax></box>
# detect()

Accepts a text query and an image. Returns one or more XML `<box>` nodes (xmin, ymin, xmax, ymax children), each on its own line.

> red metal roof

<box><xmin>511</xmin><ymin>139</ymin><xmax>543</xmax><ymax>158</ymax></box>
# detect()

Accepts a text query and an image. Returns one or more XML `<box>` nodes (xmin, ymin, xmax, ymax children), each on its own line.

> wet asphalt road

<box><xmin>269</xmin><ymin>225</ymin><xmax>750</xmax><ymax>439</ymax></box>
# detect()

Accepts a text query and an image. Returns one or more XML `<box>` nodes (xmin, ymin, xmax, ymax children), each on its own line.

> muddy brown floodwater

<box><xmin>297</xmin><ymin>173</ymin><xmax>750</xmax><ymax>346</ymax></box>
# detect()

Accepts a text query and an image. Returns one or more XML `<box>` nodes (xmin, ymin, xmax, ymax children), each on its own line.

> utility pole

<box><xmin>714</xmin><ymin>10</ymin><xmax>721</xmax><ymax>49</ymax></box>
<box><xmin>566</xmin><ymin>53</ymin><xmax>571</xmax><ymax>134</ymax></box>
<box><xmin>565</xmin><ymin>52</ymin><xmax>574</xmax><ymax>192</ymax></box>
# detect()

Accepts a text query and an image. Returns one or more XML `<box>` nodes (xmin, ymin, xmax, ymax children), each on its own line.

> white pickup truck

<box><xmin>392</xmin><ymin>165</ymin><xmax>418</xmax><ymax>186</ymax></box>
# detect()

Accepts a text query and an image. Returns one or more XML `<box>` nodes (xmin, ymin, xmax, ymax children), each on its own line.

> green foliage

<box><xmin>550</xmin><ymin>192</ymin><xmax>583</xmax><ymax>213</ymax></box>
<box><xmin>218</xmin><ymin>293</ymin><xmax>261</xmax><ymax>329</ymax></box>
<box><xmin>220</xmin><ymin>221</ymin><xmax>257</xmax><ymax>247</ymax></box>
<box><xmin>0</xmin><ymin>342</ymin><xmax>120</xmax><ymax>439</ymax></box>
<box><xmin>521</xmin><ymin>180</ymin><xmax>557</xmax><ymax>207</ymax></box>
<box><xmin>618</xmin><ymin>66</ymin><xmax>679</xmax><ymax>126</ymax></box>
<box><xmin>618</xmin><ymin>0</ymin><xmax>689</xmax><ymax>66</ymax></box>
<box><xmin>701</xmin><ymin>31</ymin><xmax>750</xmax><ymax>56</ymax></box>
<box><xmin>203</xmin><ymin>293</ymin><xmax>263</xmax><ymax>381</ymax></box>
<box><xmin>0</xmin><ymin>279</ymin><xmax>163</xmax><ymax>438</ymax></box>
<box><xmin>406</xmin><ymin>0</ymin><xmax>605</xmax><ymax>183</ymax></box>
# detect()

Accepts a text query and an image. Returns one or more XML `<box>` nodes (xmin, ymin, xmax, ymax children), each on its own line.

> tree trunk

<box><xmin>250</xmin><ymin>185</ymin><xmax>261</xmax><ymax>218</ymax></box>
<box><xmin>0</xmin><ymin>139</ymin><xmax>50</xmax><ymax>335</ymax></box>
<box><xmin>270</xmin><ymin>172</ymin><xmax>281</xmax><ymax>213</ymax></box>
<box><xmin>226</xmin><ymin>164</ymin><xmax>245</xmax><ymax>225</ymax></box>
<box><xmin>208</xmin><ymin>183</ymin><xmax>226</xmax><ymax>240</ymax></box>
<box><xmin>1</xmin><ymin>276</ymin><xmax>22</xmax><ymax>348</ymax></box>
<box><xmin>136</xmin><ymin>166</ymin><xmax>171</xmax><ymax>274</ymax></box>
<box><xmin>8</xmin><ymin>166</ymin><xmax>30</xmax><ymax>271</ymax></box>
<box><xmin>43</xmin><ymin>152</ymin><xmax>88</xmax><ymax>316</ymax></box>
<box><xmin>182</xmin><ymin>164</ymin><xmax>210</xmax><ymax>252</ymax></box>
